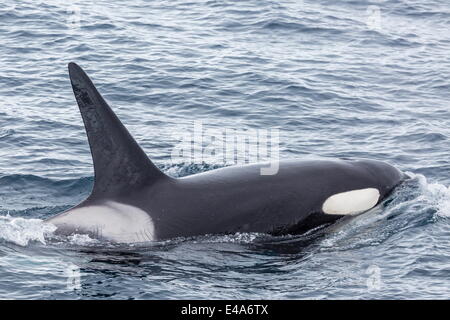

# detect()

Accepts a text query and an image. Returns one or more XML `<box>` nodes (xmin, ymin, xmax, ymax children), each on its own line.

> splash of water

<box><xmin>1</xmin><ymin>173</ymin><xmax>449</xmax><ymax>248</ymax></box>
<box><xmin>67</xmin><ymin>233</ymin><xmax>99</xmax><ymax>245</ymax></box>
<box><xmin>419</xmin><ymin>176</ymin><xmax>450</xmax><ymax>218</ymax></box>
<box><xmin>319</xmin><ymin>173</ymin><xmax>450</xmax><ymax>250</ymax></box>
<box><xmin>0</xmin><ymin>215</ymin><xmax>56</xmax><ymax>246</ymax></box>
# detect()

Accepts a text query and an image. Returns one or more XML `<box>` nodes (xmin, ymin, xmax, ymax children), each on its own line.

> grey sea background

<box><xmin>1</xmin><ymin>0</ymin><xmax>450</xmax><ymax>299</ymax></box>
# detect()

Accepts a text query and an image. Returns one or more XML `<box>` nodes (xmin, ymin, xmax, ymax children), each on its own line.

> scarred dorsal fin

<box><xmin>68</xmin><ymin>62</ymin><xmax>167</xmax><ymax>198</ymax></box>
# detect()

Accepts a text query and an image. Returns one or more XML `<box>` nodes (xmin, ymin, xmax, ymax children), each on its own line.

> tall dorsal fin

<box><xmin>68</xmin><ymin>62</ymin><xmax>167</xmax><ymax>198</ymax></box>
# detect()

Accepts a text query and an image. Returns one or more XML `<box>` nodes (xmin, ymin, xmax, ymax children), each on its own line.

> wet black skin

<box><xmin>121</xmin><ymin>158</ymin><xmax>405</xmax><ymax>239</ymax></box>
<box><xmin>46</xmin><ymin>63</ymin><xmax>406</xmax><ymax>241</ymax></box>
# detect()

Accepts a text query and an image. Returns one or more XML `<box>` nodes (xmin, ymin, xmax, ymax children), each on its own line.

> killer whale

<box><xmin>46</xmin><ymin>62</ymin><xmax>406</xmax><ymax>243</ymax></box>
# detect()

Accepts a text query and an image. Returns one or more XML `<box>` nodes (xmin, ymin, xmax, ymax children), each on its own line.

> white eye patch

<box><xmin>322</xmin><ymin>188</ymin><xmax>380</xmax><ymax>215</ymax></box>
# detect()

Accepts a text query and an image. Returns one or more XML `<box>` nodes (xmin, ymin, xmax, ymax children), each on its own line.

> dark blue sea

<box><xmin>1</xmin><ymin>0</ymin><xmax>450</xmax><ymax>299</ymax></box>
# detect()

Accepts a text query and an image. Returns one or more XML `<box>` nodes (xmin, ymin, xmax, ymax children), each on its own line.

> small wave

<box><xmin>0</xmin><ymin>174</ymin><xmax>92</xmax><ymax>212</ymax></box>
<box><xmin>421</xmin><ymin>180</ymin><xmax>450</xmax><ymax>218</ymax></box>
<box><xmin>400</xmin><ymin>173</ymin><xmax>450</xmax><ymax>219</ymax></box>
<box><xmin>319</xmin><ymin>173</ymin><xmax>450</xmax><ymax>250</ymax></box>
<box><xmin>0</xmin><ymin>215</ymin><xmax>56</xmax><ymax>246</ymax></box>
<box><xmin>0</xmin><ymin>214</ymin><xmax>100</xmax><ymax>247</ymax></box>
<box><xmin>0</xmin><ymin>129</ymin><xmax>15</xmax><ymax>139</ymax></box>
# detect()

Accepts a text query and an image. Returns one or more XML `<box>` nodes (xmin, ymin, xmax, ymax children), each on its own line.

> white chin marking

<box><xmin>48</xmin><ymin>201</ymin><xmax>155</xmax><ymax>243</ymax></box>
<box><xmin>322</xmin><ymin>188</ymin><xmax>380</xmax><ymax>215</ymax></box>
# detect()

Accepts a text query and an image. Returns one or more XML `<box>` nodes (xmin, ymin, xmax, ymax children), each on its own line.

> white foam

<box><xmin>67</xmin><ymin>233</ymin><xmax>99</xmax><ymax>245</ymax></box>
<box><xmin>421</xmin><ymin>180</ymin><xmax>450</xmax><ymax>218</ymax></box>
<box><xmin>319</xmin><ymin>173</ymin><xmax>450</xmax><ymax>249</ymax></box>
<box><xmin>0</xmin><ymin>215</ymin><xmax>56</xmax><ymax>246</ymax></box>
<box><xmin>196</xmin><ymin>232</ymin><xmax>262</xmax><ymax>244</ymax></box>
<box><xmin>401</xmin><ymin>172</ymin><xmax>450</xmax><ymax>217</ymax></box>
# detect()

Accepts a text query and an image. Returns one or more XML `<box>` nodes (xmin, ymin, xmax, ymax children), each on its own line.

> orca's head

<box><xmin>355</xmin><ymin>159</ymin><xmax>407</xmax><ymax>196</ymax></box>
<box><xmin>320</xmin><ymin>159</ymin><xmax>406</xmax><ymax>216</ymax></box>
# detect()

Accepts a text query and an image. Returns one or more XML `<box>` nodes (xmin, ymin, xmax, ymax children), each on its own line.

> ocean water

<box><xmin>1</xmin><ymin>0</ymin><xmax>450</xmax><ymax>299</ymax></box>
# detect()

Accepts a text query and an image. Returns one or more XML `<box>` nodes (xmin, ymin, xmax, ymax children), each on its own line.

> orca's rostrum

<box><xmin>46</xmin><ymin>63</ymin><xmax>406</xmax><ymax>243</ymax></box>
